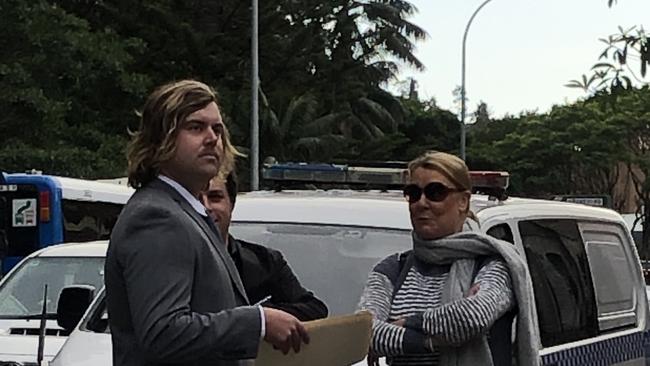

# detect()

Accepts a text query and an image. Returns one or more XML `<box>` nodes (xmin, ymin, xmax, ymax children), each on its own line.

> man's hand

<box><xmin>263</xmin><ymin>308</ymin><xmax>310</xmax><ymax>354</ymax></box>
<box><xmin>390</xmin><ymin>318</ymin><xmax>405</xmax><ymax>327</ymax></box>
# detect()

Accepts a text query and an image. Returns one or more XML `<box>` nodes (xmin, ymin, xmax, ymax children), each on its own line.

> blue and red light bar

<box><xmin>263</xmin><ymin>163</ymin><xmax>509</xmax><ymax>191</ymax></box>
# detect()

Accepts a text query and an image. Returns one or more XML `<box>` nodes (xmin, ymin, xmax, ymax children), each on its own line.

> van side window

<box><xmin>486</xmin><ymin>223</ymin><xmax>514</xmax><ymax>244</ymax></box>
<box><xmin>62</xmin><ymin>200</ymin><xmax>123</xmax><ymax>242</ymax></box>
<box><xmin>518</xmin><ymin>219</ymin><xmax>599</xmax><ymax>347</ymax></box>
<box><xmin>580</xmin><ymin>222</ymin><xmax>638</xmax><ymax>331</ymax></box>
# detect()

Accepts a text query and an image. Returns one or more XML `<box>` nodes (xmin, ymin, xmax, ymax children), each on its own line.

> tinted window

<box><xmin>81</xmin><ymin>295</ymin><xmax>110</xmax><ymax>334</ymax></box>
<box><xmin>581</xmin><ymin>222</ymin><xmax>637</xmax><ymax>330</ymax></box>
<box><xmin>519</xmin><ymin>219</ymin><xmax>598</xmax><ymax>347</ymax></box>
<box><xmin>63</xmin><ymin>200</ymin><xmax>123</xmax><ymax>242</ymax></box>
<box><xmin>486</xmin><ymin>223</ymin><xmax>514</xmax><ymax>244</ymax></box>
<box><xmin>231</xmin><ymin>223</ymin><xmax>412</xmax><ymax>315</ymax></box>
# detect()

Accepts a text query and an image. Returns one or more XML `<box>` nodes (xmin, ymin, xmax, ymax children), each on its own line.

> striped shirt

<box><xmin>358</xmin><ymin>254</ymin><xmax>514</xmax><ymax>365</ymax></box>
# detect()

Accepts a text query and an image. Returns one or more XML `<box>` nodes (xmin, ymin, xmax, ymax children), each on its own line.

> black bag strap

<box><xmin>392</xmin><ymin>250</ymin><xmax>414</xmax><ymax>299</ymax></box>
<box><xmin>474</xmin><ymin>256</ymin><xmax>515</xmax><ymax>366</ymax></box>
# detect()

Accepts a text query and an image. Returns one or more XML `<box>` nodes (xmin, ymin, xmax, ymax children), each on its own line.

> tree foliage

<box><xmin>567</xmin><ymin>26</ymin><xmax>650</xmax><ymax>93</ymax></box>
<box><xmin>0</xmin><ymin>0</ymin><xmax>149</xmax><ymax>178</ymax></box>
<box><xmin>19</xmin><ymin>0</ymin><xmax>425</xmax><ymax>176</ymax></box>
<box><xmin>568</xmin><ymin>1</ymin><xmax>649</xmax><ymax>92</ymax></box>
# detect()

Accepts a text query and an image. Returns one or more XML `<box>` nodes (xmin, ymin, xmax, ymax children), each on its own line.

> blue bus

<box><xmin>0</xmin><ymin>172</ymin><xmax>133</xmax><ymax>273</ymax></box>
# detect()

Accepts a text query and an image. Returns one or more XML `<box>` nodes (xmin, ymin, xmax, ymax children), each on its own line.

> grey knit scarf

<box><xmin>412</xmin><ymin>230</ymin><xmax>540</xmax><ymax>366</ymax></box>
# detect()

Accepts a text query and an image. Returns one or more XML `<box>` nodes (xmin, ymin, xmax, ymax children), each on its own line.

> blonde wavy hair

<box><xmin>127</xmin><ymin>80</ymin><xmax>241</xmax><ymax>188</ymax></box>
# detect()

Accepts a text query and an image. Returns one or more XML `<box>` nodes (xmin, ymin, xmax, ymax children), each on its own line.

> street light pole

<box><xmin>460</xmin><ymin>0</ymin><xmax>493</xmax><ymax>161</ymax></box>
<box><xmin>250</xmin><ymin>0</ymin><xmax>260</xmax><ymax>190</ymax></box>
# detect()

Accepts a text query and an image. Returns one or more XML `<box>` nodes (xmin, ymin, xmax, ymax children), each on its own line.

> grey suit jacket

<box><xmin>105</xmin><ymin>178</ymin><xmax>262</xmax><ymax>366</ymax></box>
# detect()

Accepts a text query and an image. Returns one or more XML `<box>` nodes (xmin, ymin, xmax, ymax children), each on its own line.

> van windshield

<box><xmin>0</xmin><ymin>257</ymin><xmax>104</xmax><ymax>317</ymax></box>
<box><xmin>231</xmin><ymin>222</ymin><xmax>411</xmax><ymax>315</ymax></box>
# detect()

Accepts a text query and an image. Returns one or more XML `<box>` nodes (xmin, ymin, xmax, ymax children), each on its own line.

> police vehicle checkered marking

<box><xmin>541</xmin><ymin>331</ymin><xmax>647</xmax><ymax>365</ymax></box>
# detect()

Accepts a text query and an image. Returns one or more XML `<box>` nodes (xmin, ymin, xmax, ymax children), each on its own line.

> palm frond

<box><xmin>302</xmin><ymin>112</ymin><xmax>342</xmax><ymax>136</ymax></box>
<box><xmin>381</xmin><ymin>30</ymin><xmax>424</xmax><ymax>70</ymax></box>
<box><xmin>290</xmin><ymin>134</ymin><xmax>348</xmax><ymax>161</ymax></box>
<box><xmin>259</xmin><ymin>87</ymin><xmax>282</xmax><ymax>138</ymax></box>
<box><xmin>280</xmin><ymin>94</ymin><xmax>318</xmax><ymax>137</ymax></box>
<box><xmin>355</xmin><ymin>97</ymin><xmax>398</xmax><ymax>132</ymax></box>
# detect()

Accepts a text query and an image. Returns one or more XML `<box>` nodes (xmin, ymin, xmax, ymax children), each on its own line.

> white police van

<box><xmin>50</xmin><ymin>165</ymin><xmax>650</xmax><ymax>365</ymax></box>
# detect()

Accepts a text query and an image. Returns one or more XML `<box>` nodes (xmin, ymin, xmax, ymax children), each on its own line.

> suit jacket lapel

<box><xmin>150</xmin><ymin>179</ymin><xmax>249</xmax><ymax>303</ymax></box>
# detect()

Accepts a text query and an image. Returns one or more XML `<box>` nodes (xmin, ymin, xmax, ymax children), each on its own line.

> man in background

<box><xmin>202</xmin><ymin>171</ymin><xmax>328</xmax><ymax>321</ymax></box>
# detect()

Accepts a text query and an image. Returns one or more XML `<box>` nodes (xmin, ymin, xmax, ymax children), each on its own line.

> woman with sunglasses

<box><xmin>358</xmin><ymin>151</ymin><xmax>539</xmax><ymax>366</ymax></box>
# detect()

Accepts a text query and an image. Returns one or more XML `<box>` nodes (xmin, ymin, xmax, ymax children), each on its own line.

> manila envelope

<box><xmin>256</xmin><ymin>311</ymin><xmax>372</xmax><ymax>366</ymax></box>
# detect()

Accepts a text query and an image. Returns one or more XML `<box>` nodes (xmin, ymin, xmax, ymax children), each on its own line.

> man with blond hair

<box><xmin>105</xmin><ymin>80</ymin><xmax>309</xmax><ymax>366</ymax></box>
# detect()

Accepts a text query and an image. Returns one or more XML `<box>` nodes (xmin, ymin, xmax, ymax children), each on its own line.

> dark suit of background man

<box><xmin>105</xmin><ymin>80</ymin><xmax>309</xmax><ymax>366</ymax></box>
<box><xmin>202</xmin><ymin>172</ymin><xmax>329</xmax><ymax>321</ymax></box>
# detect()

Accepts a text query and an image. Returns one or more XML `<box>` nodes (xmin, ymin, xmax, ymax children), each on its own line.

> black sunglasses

<box><xmin>403</xmin><ymin>182</ymin><xmax>463</xmax><ymax>203</ymax></box>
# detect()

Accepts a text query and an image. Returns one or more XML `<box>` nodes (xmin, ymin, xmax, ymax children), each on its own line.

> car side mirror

<box><xmin>57</xmin><ymin>285</ymin><xmax>95</xmax><ymax>332</ymax></box>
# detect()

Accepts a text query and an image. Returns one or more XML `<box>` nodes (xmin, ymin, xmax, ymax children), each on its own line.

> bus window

<box><xmin>62</xmin><ymin>200</ymin><xmax>124</xmax><ymax>242</ymax></box>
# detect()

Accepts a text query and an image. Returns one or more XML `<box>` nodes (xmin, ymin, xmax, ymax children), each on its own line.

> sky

<box><xmin>391</xmin><ymin>0</ymin><xmax>650</xmax><ymax>117</ymax></box>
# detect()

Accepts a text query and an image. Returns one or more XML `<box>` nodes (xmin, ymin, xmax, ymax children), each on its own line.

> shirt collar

<box><xmin>158</xmin><ymin>175</ymin><xmax>208</xmax><ymax>217</ymax></box>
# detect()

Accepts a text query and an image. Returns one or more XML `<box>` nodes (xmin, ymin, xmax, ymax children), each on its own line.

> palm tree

<box><xmin>313</xmin><ymin>0</ymin><xmax>422</xmax><ymax>143</ymax></box>
<box><xmin>256</xmin><ymin>0</ymin><xmax>425</xmax><ymax>162</ymax></box>
<box><xmin>259</xmin><ymin>88</ymin><xmax>347</xmax><ymax>162</ymax></box>
<box><xmin>329</xmin><ymin>0</ymin><xmax>427</xmax><ymax>79</ymax></box>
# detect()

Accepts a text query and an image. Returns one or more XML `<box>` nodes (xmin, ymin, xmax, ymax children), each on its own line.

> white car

<box><xmin>0</xmin><ymin>241</ymin><xmax>106</xmax><ymax>365</ymax></box>
<box><xmin>52</xmin><ymin>190</ymin><xmax>649</xmax><ymax>366</ymax></box>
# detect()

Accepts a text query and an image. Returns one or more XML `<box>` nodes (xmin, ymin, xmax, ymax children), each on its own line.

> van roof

<box><xmin>29</xmin><ymin>241</ymin><xmax>109</xmax><ymax>258</ymax></box>
<box><xmin>475</xmin><ymin>196</ymin><xmax>625</xmax><ymax>224</ymax></box>
<box><xmin>233</xmin><ymin>190</ymin><xmax>626</xmax><ymax>230</ymax></box>
<box><xmin>234</xmin><ymin>191</ymin><xmax>412</xmax><ymax>230</ymax></box>
<box><xmin>55</xmin><ymin>176</ymin><xmax>134</xmax><ymax>203</ymax></box>
<box><xmin>4</xmin><ymin>174</ymin><xmax>134</xmax><ymax>204</ymax></box>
